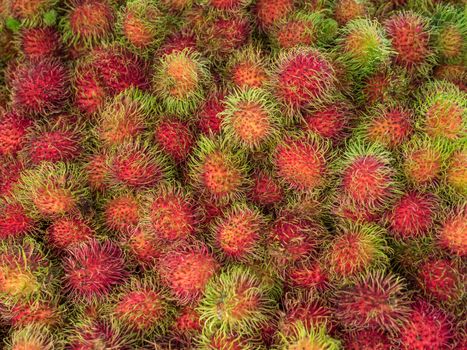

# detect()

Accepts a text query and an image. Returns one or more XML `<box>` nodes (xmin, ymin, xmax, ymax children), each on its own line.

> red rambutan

<box><xmin>154</xmin><ymin>117</ymin><xmax>195</xmax><ymax>162</ymax></box>
<box><xmin>0</xmin><ymin>111</ymin><xmax>32</xmax><ymax>157</ymax></box>
<box><xmin>286</xmin><ymin>259</ymin><xmax>329</xmax><ymax>291</ymax></box>
<box><xmin>124</xmin><ymin>227</ymin><xmax>161</xmax><ymax>267</ymax></box>
<box><xmin>445</xmin><ymin>148</ymin><xmax>467</xmax><ymax>197</ymax></box>
<box><xmin>417</xmin><ymin>258</ymin><xmax>462</xmax><ymax>302</ymax></box>
<box><xmin>255</xmin><ymin>0</ymin><xmax>294</xmax><ymax>29</ymax></box>
<box><xmin>437</xmin><ymin>207</ymin><xmax>467</xmax><ymax>256</ymax></box>
<box><xmin>225</xmin><ymin>45</ymin><xmax>269</xmax><ymax>90</ymax></box>
<box><xmin>20</xmin><ymin>26</ymin><xmax>61</xmax><ymax>61</ymax></box>
<box><xmin>84</xmin><ymin>152</ymin><xmax>109</xmax><ymax>192</ymax></box>
<box><xmin>0</xmin><ymin>203</ymin><xmax>35</xmax><ymax>240</ymax></box>
<box><xmin>333</xmin><ymin>0</ymin><xmax>370</xmax><ymax>25</ymax></box>
<box><xmin>197</xmin><ymin>91</ymin><xmax>226</xmax><ymax>135</ymax></box>
<box><xmin>47</xmin><ymin>215</ymin><xmax>94</xmax><ymax>250</ymax></box>
<box><xmin>249</xmin><ymin>170</ymin><xmax>284</xmax><ymax>207</ymax></box>
<box><xmin>104</xmin><ymin>193</ymin><xmax>140</xmax><ymax>235</ymax></box>
<box><xmin>0</xmin><ymin>158</ymin><xmax>24</xmax><ymax>197</ymax></box>
<box><xmin>343</xmin><ymin>329</ymin><xmax>392</xmax><ymax>350</ymax></box>
<box><xmin>72</xmin><ymin>62</ymin><xmax>107</xmax><ymax>114</ymax></box>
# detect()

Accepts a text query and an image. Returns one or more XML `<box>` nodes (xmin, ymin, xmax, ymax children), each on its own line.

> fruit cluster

<box><xmin>0</xmin><ymin>0</ymin><xmax>465</xmax><ymax>349</ymax></box>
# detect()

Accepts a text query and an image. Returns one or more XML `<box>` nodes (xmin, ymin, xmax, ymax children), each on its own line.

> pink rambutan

<box><xmin>104</xmin><ymin>193</ymin><xmax>140</xmax><ymax>235</ymax></box>
<box><xmin>154</xmin><ymin>117</ymin><xmax>195</xmax><ymax>162</ymax></box>
<box><xmin>0</xmin><ymin>203</ymin><xmax>35</xmax><ymax>240</ymax></box>
<box><xmin>47</xmin><ymin>215</ymin><xmax>94</xmax><ymax>250</ymax></box>
<box><xmin>417</xmin><ymin>258</ymin><xmax>462</xmax><ymax>302</ymax></box>
<box><xmin>173</xmin><ymin>306</ymin><xmax>202</xmax><ymax>336</ymax></box>
<box><xmin>64</xmin><ymin>239</ymin><xmax>127</xmax><ymax>300</ymax></box>
<box><xmin>334</xmin><ymin>271</ymin><xmax>411</xmax><ymax>333</ymax></box>
<box><xmin>386</xmin><ymin>191</ymin><xmax>438</xmax><ymax>240</ymax></box>
<box><xmin>249</xmin><ymin>170</ymin><xmax>284</xmax><ymax>207</ymax></box>
<box><xmin>255</xmin><ymin>0</ymin><xmax>294</xmax><ymax>29</ymax></box>
<box><xmin>197</xmin><ymin>91</ymin><xmax>226</xmax><ymax>135</ymax></box>
<box><xmin>273</xmin><ymin>133</ymin><xmax>331</xmax><ymax>193</ymax></box>
<box><xmin>437</xmin><ymin>207</ymin><xmax>466</xmax><ymax>256</ymax></box>
<box><xmin>158</xmin><ymin>245</ymin><xmax>219</xmax><ymax>304</ymax></box>
<box><xmin>20</xmin><ymin>26</ymin><xmax>61</xmax><ymax>61</ymax></box>
<box><xmin>398</xmin><ymin>301</ymin><xmax>454</xmax><ymax>350</ymax></box>
<box><xmin>0</xmin><ymin>111</ymin><xmax>32</xmax><ymax>157</ymax></box>
<box><xmin>272</xmin><ymin>49</ymin><xmax>335</xmax><ymax>111</ymax></box>
<box><xmin>11</xmin><ymin>59</ymin><xmax>69</xmax><ymax>116</ymax></box>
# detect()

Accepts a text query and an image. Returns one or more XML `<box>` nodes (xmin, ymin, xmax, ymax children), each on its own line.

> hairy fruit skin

<box><xmin>418</xmin><ymin>259</ymin><xmax>462</xmax><ymax>302</ymax></box>
<box><xmin>154</xmin><ymin>118</ymin><xmax>195</xmax><ymax>162</ymax></box>
<box><xmin>47</xmin><ymin>215</ymin><xmax>94</xmax><ymax>250</ymax></box>
<box><xmin>20</xmin><ymin>27</ymin><xmax>62</xmax><ymax>61</ymax></box>
<box><xmin>0</xmin><ymin>204</ymin><xmax>35</xmax><ymax>240</ymax></box>
<box><xmin>0</xmin><ymin>112</ymin><xmax>32</xmax><ymax>157</ymax></box>
<box><xmin>104</xmin><ymin>194</ymin><xmax>140</xmax><ymax>235</ymax></box>
<box><xmin>438</xmin><ymin>207</ymin><xmax>467</xmax><ymax>256</ymax></box>
<box><xmin>255</xmin><ymin>0</ymin><xmax>294</xmax><ymax>29</ymax></box>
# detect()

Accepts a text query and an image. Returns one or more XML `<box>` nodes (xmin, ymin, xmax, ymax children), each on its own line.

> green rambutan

<box><xmin>333</xmin><ymin>140</ymin><xmax>399</xmax><ymax>212</ymax></box>
<box><xmin>103</xmin><ymin>192</ymin><xmax>141</xmax><ymax>235</ymax></box>
<box><xmin>333</xmin><ymin>0</ymin><xmax>371</xmax><ymax>26</ymax></box>
<box><xmin>63</xmin><ymin>239</ymin><xmax>127</xmax><ymax>301</ymax></box>
<box><xmin>249</xmin><ymin>170</ymin><xmax>284</xmax><ymax>207</ymax></box>
<box><xmin>358</xmin><ymin>105</ymin><xmax>414</xmax><ymax>149</ymax></box>
<box><xmin>432</xmin><ymin>4</ymin><xmax>466</xmax><ymax>63</ymax></box>
<box><xmin>109</xmin><ymin>275</ymin><xmax>173</xmax><ymax>335</ymax></box>
<box><xmin>325</xmin><ymin>222</ymin><xmax>390</xmax><ymax>279</ymax></box>
<box><xmin>10</xmin><ymin>59</ymin><xmax>69</xmax><ymax>116</ymax></box>
<box><xmin>153</xmin><ymin>48</ymin><xmax>211</xmax><ymax>116</ymax></box>
<box><xmin>272</xmin><ymin>48</ymin><xmax>336</xmax><ymax>111</ymax></box>
<box><xmin>225</xmin><ymin>45</ymin><xmax>270</xmax><ymax>90</ymax></box>
<box><xmin>385</xmin><ymin>12</ymin><xmax>434</xmax><ymax>74</ymax></box>
<box><xmin>13</xmin><ymin>162</ymin><xmax>89</xmax><ymax>219</ymax></box>
<box><xmin>437</xmin><ymin>206</ymin><xmax>466</xmax><ymax>256</ymax></box>
<box><xmin>398</xmin><ymin>301</ymin><xmax>454</xmax><ymax>350</ymax></box>
<box><xmin>386</xmin><ymin>191</ymin><xmax>438</xmax><ymax>240</ymax></box>
<box><xmin>434</xmin><ymin>63</ymin><xmax>466</xmax><ymax>91</ymax></box>
<box><xmin>5</xmin><ymin>325</ymin><xmax>58</xmax><ymax>350</ymax></box>
<box><xmin>197</xmin><ymin>90</ymin><xmax>227</xmax><ymax>136</ymax></box>
<box><xmin>210</xmin><ymin>203</ymin><xmax>264</xmax><ymax>262</ymax></box>
<box><xmin>107</xmin><ymin>141</ymin><xmax>171</xmax><ymax>190</ymax></box>
<box><xmin>343</xmin><ymin>329</ymin><xmax>392</xmax><ymax>350</ymax></box>
<box><xmin>275</xmin><ymin>322</ymin><xmax>340</xmax><ymax>350</ymax></box>
<box><xmin>273</xmin><ymin>133</ymin><xmax>331</xmax><ymax>193</ymax></box>
<box><xmin>142</xmin><ymin>183</ymin><xmax>199</xmax><ymax>242</ymax></box>
<box><xmin>444</xmin><ymin>147</ymin><xmax>467</xmax><ymax>197</ymax></box>
<box><xmin>196</xmin><ymin>330</ymin><xmax>263</xmax><ymax>350</ymax></box>
<box><xmin>154</xmin><ymin>116</ymin><xmax>196</xmax><ymax>163</ymax></box>
<box><xmin>0</xmin><ymin>203</ymin><xmax>35</xmax><ymax>240</ymax></box>
<box><xmin>418</xmin><ymin>80</ymin><xmax>466</xmax><ymax>141</ymax></box>
<box><xmin>61</xmin><ymin>0</ymin><xmax>116</xmax><ymax>47</ymax></box>
<box><xmin>188</xmin><ymin>135</ymin><xmax>249</xmax><ymax>203</ymax></box>
<box><xmin>19</xmin><ymin>26</ymin><xmax>62</xmax><ymax>61</ymax></box>
<box><xmin>96</xmin><ymin>88</ymin><xmax>152</xmax><ymax>147</ymax></box>
<box><xmin>198</xmin><ymin>265</ymin><xmax>277</xmax><ymax>335</ymax></box>
<box><xmin>334</xmin><ymin>271</ymin><xmax>411</xmax><ymax>333</ymax></box>
<box><xmin>46</xmin><ymin>214</ymin><xmax>94</xmax><ymax>250</ymax></box>
<box><xmin>336</xmin><ymin>18</ymin><xmax>392</xmax><ymax>78</ymax></box>
<box><xmin>0</xmin><ymin>110</ymin><xmax>32</xmax><ymax>157</ymax></box>
<box><xmin>119</xmin><ymin>0</ymin><xmax>167</xmax><ymax>51</ymax></box>
<box><xmin>158</xmin><ymin>245</ymin><xmax>219</xmax><ymax>304</ymax></box>
<box><xmin>221</xmin><ymin>88</ymin><xmax>281</xmax><ymax>150</ymax></box>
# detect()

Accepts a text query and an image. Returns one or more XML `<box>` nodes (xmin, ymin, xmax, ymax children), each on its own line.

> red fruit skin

<box><xmin>160</xmin><ymin>32</ymin><xmax>197</xmax><ymax>56</ymax></box>
<box><xmin>125</xmin><ymin>227</ymin><xmax>162</xmax><ymax>267</ymax></box>
<box><xmin>255</xmin><ymin>0</ymin><xmax>294</xmax><ymax>28</ymax></box>
<box><xmin>366</xmin><ymin>108</ymin><xmax>413</xmax><ymax>148</ymax></box>
<box><xmin>155</xmin><ymin>119</ymin><xmax>195</xmax><ymax>162</ymax></box>
<box><xmin>249</xmin><ymin>171</ymin><xmax>284</xmax><ymax>206</ymax></box>
<box><xmin>158</xmin><ymin>246</ymin><xmax>219</xmax><ymax>304</ymax></box>
<box><xmin>1</xmin><ymin>300</ymin><xmax>60</xmax><ymax>328</ymax></box>
<box><xmin>64</xmin><ymin>240</ymin><xmax>127</xmax><ymax>300</ymax></box>
<box><xmin>0</xmin><ymin>204</ymin><xmax>35</xmax><ymax>240</ymax></box>
<box><xmin>399</xmin><ymin>301</ymin><xmax>454</xmax><ymax>350</ymax></box>
<box><xmin>209</xmin><ymin>0</ymin><xmax>244</xmax><ymax>10</ymax></box>
<box><xmin>0</xmin><ymin>158</ymin><xmax>24</xmax><ymax>197</ymax></box>
<box><xmin>197</xmin><ymin>92</ymin><xmax>226</xmax><ymax>135</ymax></box>
<box><xmin>334</xmin><ymin>0</ymin><xmax>367</xmax><ymax>25</ymax></box>
<box><xmin>28</xmin><ymin>130</ymin><xmax>82</xmax><ymax>164</ymax></box>
<box><xmin>438</xmin><ymin>208</ymin><xmax>467</xmax><ymax>257</ymax></box>
<box><xmin>387</xmin><ymin>192</ymin><xmax>437</xmax><ymax>239</ymax></box>
<box><xmin>286</xmin><ymin>260</ymin><xmax>329</xmax><ymax>291</ymax></box>
<box><xmin>21</xmin><ymin>27</ymin><xmax>62</xmax><ymax>61</ymax></box>
<box><xmin>0</xmin><ymin>111</ymin><xmax>32</xmax><ymax>157</ymax></box>
<box><xmin>47</xmin><ymin>216</ymin><xmax>94</xmax><ymax>250</ymax></box>
<box><xmin>174</xmin><ymin>307</ymin><xmax>202</xmax><ymax>335</ymax></box>
<box><xmin>385</xmin><ymin>13</ymin><xmax>431</xmax><ymax>71</ymax></box>
<box><xmin>11</xmin><ymin>59</ymin><xmax>70</xmax><ymax>116</ymax></box>
<box><xmin>303</xmin><ymin>104</ymin><xmax>351</xmax><ymax>144</ymax></box>
<box><xmin>69</xmin><ymin>320</ymin><xmax>127</xmax><ymax>350</ymax></box>
<box><xmin>418</xmin><ymin>259</ymin><xmax>461</xmax><ymax>302</ymax></box>
<box><xmin>275</xmin><ymin>51</ymin><xmax>335</xmax><ymax>109</ymax></box>
<box><xmin>104</xmin><ymin>195</ymin><xmax>140</xmax><ymax>235</ymax></box>
<box><xmin>85</xmin><ymin>153</ymin><xmax>109</xmax><ymax>192</ymax></box>
<box><xmin>73</xmin><ymin>64</ymin><xmax>107</xmax><ymax>114</ymax></box>
<box><xmin>344</xmin><ymin>329</ymin><xmax>392</xmax><ymax>350</ymax></box>
<box><xmin>281</xmin><ymin>299</ymin><xmax>333</xmax><ymax>335</ymax></box>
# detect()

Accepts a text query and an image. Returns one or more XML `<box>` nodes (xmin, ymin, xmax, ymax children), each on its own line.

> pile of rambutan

<box><xmin>0</xmin><ymin>0</ymin><xmax>465</xmax><ymax>348</ymax></box>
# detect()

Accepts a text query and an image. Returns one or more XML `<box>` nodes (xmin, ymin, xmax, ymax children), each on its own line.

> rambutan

<box><xmin>418</xmin><ymin>80</ymin><xmax>466</xmax><ymax>141</ymax></box>
<box><xmin>432</xmin><ymin>4</ymin><xmax>466</xmax><ymax>62</ymax></box>
<box><xmin>160</xmin><ymin>31</ymin><xmax>197</xmax><ymax>56</ymax></box>
<box><xmin>221</xmin><ymin>88</ymin><xmax>280</xmax><ymax>150</ymax></box>
<box><xmin>255</xmin><ymin>0</ymin><xmax>294</xmax><ymax>29</ymax></box>
<box><xmin>334</xmin><ymin>271</ymin><xmax>411</xmax><ymax>333</ymax></box>
<box><xmin>398</xmin><ymin>301</ymin><xmax>454</xmax><ymax>350</ymax></box>
<box><xmin>103</xmin><ymin>193</ymin><xmax>140</xmax><ymax>235</ymax></box>
<box><xmin>189</xmin><ymin>136</ymin><xmax>249</xmax><ymax>203</ymax></box>
<box><xmin>2</xmin><ymin>299</ymin><xmax>61</xmax><ymax>328</ymax></box>
<box><xmin>333</xmin><ymin>141</ymin><xmax>399</xmax><ymax>212</ymax></box>
<box><xmin>417</xmin><ymin>258</ymin><xmax>462</xmax><ymax>303</ymax></box>
<box><xmin>386</xmin><ymin>191</ymin><xmax>438</xmax><ymax>240</ymax></box>
<box><xmin>198</xmin><ymin>265</ymin><xmax>276</xmax><ymax>335</ymax></box>
<box><xmin>207</xmin><ymin>0</ymin><xmax>250</xmax><ymax>11</ymax></box>
<box><xmin>434</xmin><ymin>63</ymin><xmax>466</xmax><ymax>91</ymax></box>
<box><xmin>0</xmin><ymin>159</ymin><xmax>24</xmax><ymax>197</ymax></box>
<box><xmin>84</xmin><ymin>152</ymin><xmax>109</xmax><ymax>192</ymax></box>
<box><xmin>46</xmin><ymin>215</ymin><xmax>94</xmax><ymax>249</ymax></box>
<box><xmin>0</xmin><ymin>110</ymin><xmax>31</xmax><ymax>157</ymax></box>
<box><xmin>13</xmin><ymin>162</ymin><xmax>89</xmax><ymax>219</ymax></box>
<box><xmin>286</xmin><ymin>259</ymin><xmax>329</xmax><ymax>291</ymax></box>
<box><xmin>72</xmin><ymin>61</ymin><xmax>108</xmax><ymax>114</ymax></box>
<box><xmin>119</xmin><ymin>0</ymin><xmax>167</xmax><ymax>51</ymax></box>
<box><xmin>110</xmin><ymin>276</ymin><xmax>173</xmax><ymax>335</ymax></box>
<box><xmin>124</xmin><ymin>227</ymin><xmax>161</xmax><ymax>267</ymax></box>
<box><xmin>272</xmin><ymin>48</ymin><xmax>335</xmax><ymax>111</ymax></box>
<box><xmin>225</xmin><ymin>45</ymin><xmax>269</xmax><ymax>90</ymax></box>
<box><xmin>6</xmin><ymin>325</ymin><xmax>57</xmax><ymax>350</ymax></box>
<box><xmin>153</xmin><ymin>49</ymin><xmax>211</xmax><ymax>116</ymax></box>
<box><xmin>197</xmin><ymin>330</ymin><xmax>261</xmax><ymax>350</ymax></box>
<box><xmin>63</xmin><ymin>239</ymin><xmax>127</xmax><ymax>301</ymax></box>
<box><xmin>7</xmin><ymin>0</ymin><xmax>57</xmax><ymax>22</ymax></box>
<box><xmin>325</xmin><ymin>222</ymin><xmax>389</xmax><ymax>278</ymax></box>
<box><xmin>197</xmin><ymin>91</ymin><xmax>226</xmax><ymax>135</ymax></box>
<box><xmin>173</xmin><ymin>306</ymin><xmax>202</xmax><ymax>337</ymax></box>
<box><xmin>358</xmin><ymin>68</ymin><xmax>409</xmax><ymax>105</ymax></box>
<box><xmin>10</xmin><ymin>59</ymin><xmax>69</xmax><ymax>116</ymax></box>
<box><xmin>275</xmin><ymin>322</ymin><xmax>340</xmax><ymax>350</ymax></box>
<box><xmin>19</xmin><ymin>26</ymin><xmax>61</xmax><ymax>61</ymax></box>
<box><xmin>158</xmin><ymin>245</ymin><xmax>219</xmax><ymax>304</ymax></box>
<box><xmin>337</xmin><ymin>18</ymin><xmax>392</xmax><ymax>78</ymax></box>
<box><xmin>303</xmin><ymin>101</ymin><xmax>352</xmax><ymax>145</ymax></box>
<box><xmin>343</xmin><ymin>329</ymin><xmax>392</xmax><ymax>350</ymax></box>
<box><xmin>96</xmin><ymin>88</ymin><xmax>151</xmax><ymax>147</ymax></box>
<box><xmin>143</xmin><ymin>184</ymin><xmax>198</xmax><ymax>242</ymax></box>
<box><xmin>333</xmin><ymin>0</ymin><xmax>371</xmax><ymax>25</ymax></box>
<box><xmin>249</xmin><ymin>170</ymin><xmax>284</xmax><ymax>207</ymax></box>
<box><xmin>160</xmin><ymin>0</ymin><xmax>192</xmax><ymax>12</ymax></box>
<box><xmin>0</xmin><ymin>203</ymin><xmax>34</xmax><ymax>241</ymax></box>
<box><xmin>273</xmin><ymin>133</ymin><xmax>331</xmax><ymax>193</ymax></box>
<box><xmin>444</xmin><ymin>148</ymin><xmax>467</xmax><ymax>197</ymax></box>
<box><xmin>154</xmin><ymin>116</ymin><xmax>195</xmax><ymax>162</ymax></box>
<box><xmin>108</xmin><ymin>141</ymin><xmax>170</xmax><ymax>190</ymax></box>
<box><xmin>385</xmin><ymin>12</ymin><xmax>434</xmax><ymax>73</ymax></box>
<box><xmin>211</xmin><ymin>203</ymin><xmax>264</xmax><ymax>261</ymax></box>
<box><xmin>359</xmin><ymin>106</ymin><xmax>413</xmax><ymax>148</ymax></box>
<box><xmin>437</xmin><ymin>207</ymin><xmax>466</xmax><ymax>256</ymax></box>
<box><xmin>61</xmin><ymin>0</ymin><xmax>116</xmax><ymax>47</ymax></box>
